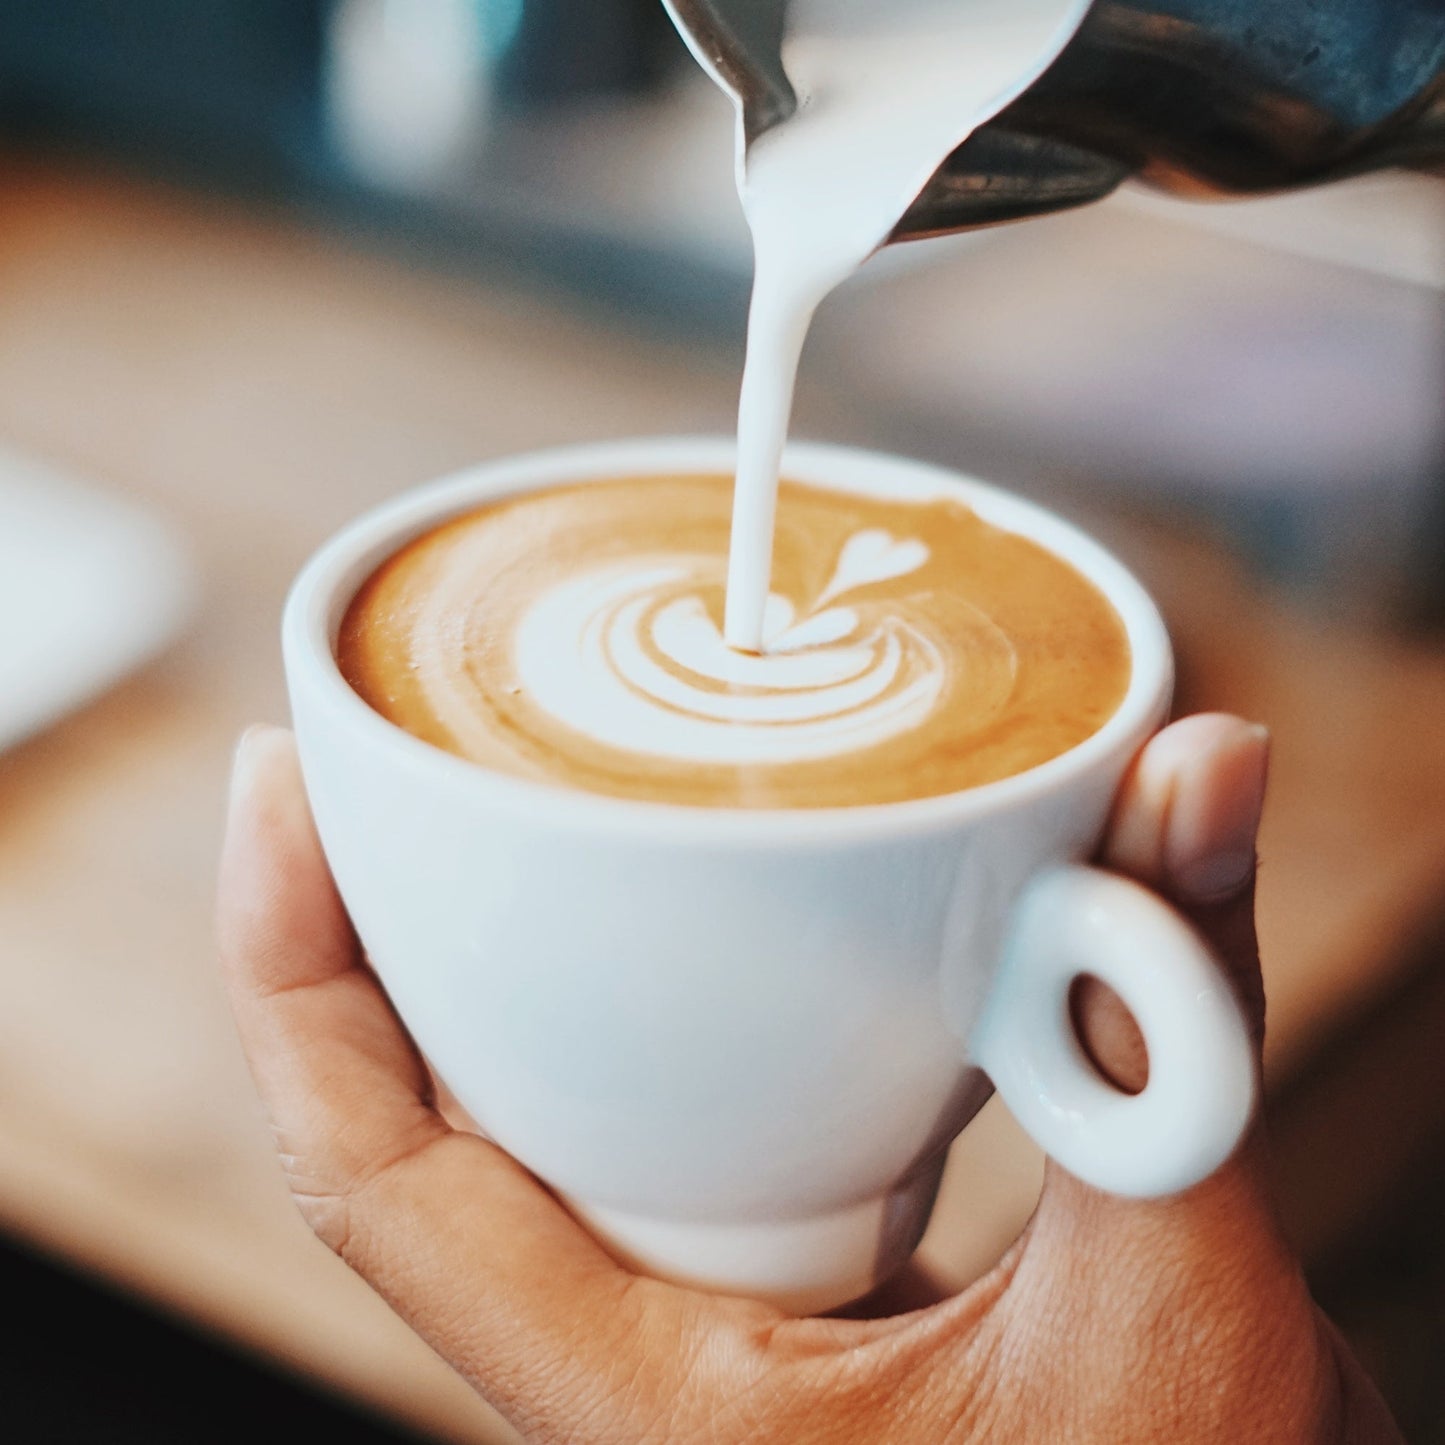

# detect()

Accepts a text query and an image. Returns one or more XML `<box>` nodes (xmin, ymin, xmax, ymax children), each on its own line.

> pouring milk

<box><xmin>673</xmin><ymin>0</ymin><xmax>1092</xmax><ymax>652</ymax></box>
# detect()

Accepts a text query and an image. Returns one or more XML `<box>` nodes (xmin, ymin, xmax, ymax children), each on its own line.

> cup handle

<box><xmin>972</xmin><ymin>865</ymin><xmax>1256</xmax><ymax>1198</ymax></box>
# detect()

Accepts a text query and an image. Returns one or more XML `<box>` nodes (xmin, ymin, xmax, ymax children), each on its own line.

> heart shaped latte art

<box><xmin>497</xmin><ymin>545</ymin><xmax>969</xmax><ymax>765</ymax></box>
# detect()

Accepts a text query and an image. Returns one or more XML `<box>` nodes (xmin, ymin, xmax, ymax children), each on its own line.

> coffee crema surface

<box><xmin>337</xmin><ymin>474</ymin><xmax>1130</xmax><ymax>809</ymax></box>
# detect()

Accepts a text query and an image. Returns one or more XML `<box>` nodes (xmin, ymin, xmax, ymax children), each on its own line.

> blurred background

<box><xmin>0</xmin><ymin>3</ymin><xmax>1442</xmax><ymax>1441</ymax></box>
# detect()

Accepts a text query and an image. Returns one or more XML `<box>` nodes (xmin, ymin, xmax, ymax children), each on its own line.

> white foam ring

<box><xmin>413</xmin><ymin>528</ymin><xmax>971</xmax><ymax>768</ymax></box>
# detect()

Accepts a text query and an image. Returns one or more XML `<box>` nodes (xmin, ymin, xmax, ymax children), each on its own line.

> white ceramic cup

<box><xmin>284</xmin><ymin>438</ymin><xmax>1256</xmax><ymax>1316</ymax></box>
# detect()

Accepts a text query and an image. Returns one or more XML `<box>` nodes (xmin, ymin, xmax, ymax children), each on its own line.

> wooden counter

<box><xmin>0</xmin><ymin>157</ymin><xmax>1442</xmax><ymax>1444</ymax></box>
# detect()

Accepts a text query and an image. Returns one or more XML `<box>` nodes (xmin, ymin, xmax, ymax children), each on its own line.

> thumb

<box><xmin>1002</xmin><ymin>716</ymin><xmax>1334</xmax><ymax>1432</ymax></box>
<box><xmin>1075</xmin><ymin>711</ymin><xmax>1270</xmax><ymax>1093</ymax></box>
<box><xmin>1035</xmin><ymin>713</ymin><xmax>1279</xmax><ymax>1223</ymax></box>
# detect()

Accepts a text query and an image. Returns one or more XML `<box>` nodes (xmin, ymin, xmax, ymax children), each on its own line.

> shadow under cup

<box><xmin>283</xmin><ymin>437</ymin><xmax>1254</xmax><ymax>1316</ymax></box>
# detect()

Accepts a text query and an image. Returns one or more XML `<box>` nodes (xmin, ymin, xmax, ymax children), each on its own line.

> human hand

<box><xmin>218</xmin><ymin>714</ymin><xmax>1401</xmax><ymax>1443</ymax></box>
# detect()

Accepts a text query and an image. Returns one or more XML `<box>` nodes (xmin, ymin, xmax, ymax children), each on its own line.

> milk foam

<box><xmin>503</xmin><ymin>530</ymin><xmax>962</xmax><ymax>765</ymax></box>
<box><xmin>405</xmin><ymin>517</ymin><xmax>990</xmax><ymax>766</ymax></box>
<box><xmin>723</xmin><ymin>0</ymin><xmax>1091</xmax><ymax>650</ymax></box>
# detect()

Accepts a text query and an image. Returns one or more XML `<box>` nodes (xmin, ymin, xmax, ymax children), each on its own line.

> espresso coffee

<box><xmin>338</xmin><ymin>473</ymin><xmax>1130</xmax><ymax>809</ymax></box>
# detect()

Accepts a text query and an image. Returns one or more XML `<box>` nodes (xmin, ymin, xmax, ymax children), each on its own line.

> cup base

<box><xmin>567</xmin><ymin>1157</ymin><xmax>947</xmax><ymax>1316</ymax></box>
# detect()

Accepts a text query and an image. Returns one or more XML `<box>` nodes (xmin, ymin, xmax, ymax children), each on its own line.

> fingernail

<box><xmin>231</xmin><ymin>725</ymin><xmax>278</xmax><ymax>795</ymax></box>
<box><xmin>1167</xmin><ymin>723</ymin><xmax>1270</xmax><ymax>902</ymax></box>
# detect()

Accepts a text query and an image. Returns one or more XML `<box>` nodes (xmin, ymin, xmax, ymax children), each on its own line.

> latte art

<box><xmin>500</xmin><ymin>531</ymin><xmax>1012</xmax><ymax>767</ymax></box>
<box><xmin>338</xmin><ymin>474</ymin><xmax>1131</xmax><ymax>809</ymax></box>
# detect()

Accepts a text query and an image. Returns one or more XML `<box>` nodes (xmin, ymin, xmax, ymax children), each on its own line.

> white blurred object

<box><xmin>325</xmin><ymin>0</ymin><xmax>499</xmax><ymax>192</ymax></box>
<box><xmin>0</xmin><ymin>450</ymin><xmax>194</xmax><ymax>753</ymax></box>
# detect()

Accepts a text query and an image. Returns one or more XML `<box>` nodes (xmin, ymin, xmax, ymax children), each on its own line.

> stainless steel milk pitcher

<box><xmin>665</xmin><ymin>0</ymin><xmax>1445</xmax><ymax>238</ymax></box>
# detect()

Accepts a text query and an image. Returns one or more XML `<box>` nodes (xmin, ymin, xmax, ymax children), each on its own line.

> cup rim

<box><xmin>283</xmin><ymin>436</ymin><xmax>1172</xmax><ymax>843</ymax></box>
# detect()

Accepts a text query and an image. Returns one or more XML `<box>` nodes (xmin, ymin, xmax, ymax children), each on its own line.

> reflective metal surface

<box><xmin>663</xmin><ymin>0</ymin><xmax>1445</xmax><ymax>239</ymax></box>
<box><xmin>663</xmin><ymin>0</ymin><xmax>797</xmax><ymax>141</ymax></box>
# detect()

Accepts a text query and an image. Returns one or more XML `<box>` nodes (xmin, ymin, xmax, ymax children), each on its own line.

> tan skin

<box><xmin>218</xmin><ymin>714</ymin><xmax>1401</xmax><ymax>1444</ymax></box>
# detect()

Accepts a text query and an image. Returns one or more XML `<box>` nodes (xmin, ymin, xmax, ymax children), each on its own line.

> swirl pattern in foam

<box><xmin>338</xmin><ymin>474</ymin><xmax>1131</xmax><ymax>809</ymax></box>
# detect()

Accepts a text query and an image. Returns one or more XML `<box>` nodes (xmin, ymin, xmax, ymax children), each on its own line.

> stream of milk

<box><xmin>714</xmin><ymin>0</ymin><xmax>1091</xmax><ymax>650</ymax></box>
